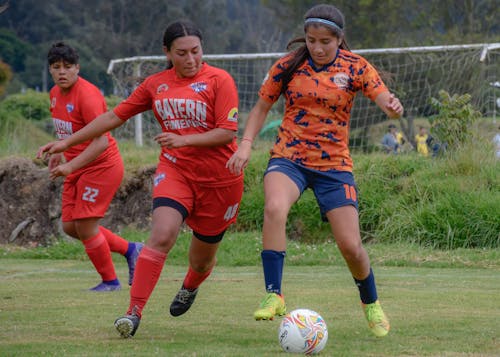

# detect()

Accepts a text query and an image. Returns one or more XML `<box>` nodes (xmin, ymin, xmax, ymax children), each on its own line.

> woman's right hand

<box><xmin>37</xmin><ymin>140</ymin><xmax>69</xmax><ymax>161</ymax></box>
<box><xmin>226</xmin><ymin>140</ymin><xmax>253</xmax><ymax>175</ymax></box>
<box><xmin>47</xmin><ymin>152</ymin><xmax>63</xmax><ymax>171</ymax></box>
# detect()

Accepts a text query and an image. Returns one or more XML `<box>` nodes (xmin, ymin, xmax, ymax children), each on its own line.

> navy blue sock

<box><xmin>261</xmin><ymin>250</ymin><xmax>286</xmax><ymax>295</ymax></box>
<box><xmin>354</xmin><ymin>268</ymin><xmax>378</xmax><ymax>304</ymax></box>
<box><xmin>125</xmin><ymin>242</ymin><xmax>135</xmax><ymax>259</ymax></box>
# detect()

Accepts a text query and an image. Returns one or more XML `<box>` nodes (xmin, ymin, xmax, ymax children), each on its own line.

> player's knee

<box><xmin>62</xmin><ymin>222</ymin><xmax>77</xmax><ymax>238</ymax></box>
<box><xmin>338</xmin><ymin>241</ymin><xmax>365</xmax><ymax>263</ymax></box>
<box><xmin>190</xmin><ymin>257</ymin><xmax>216</xmax><ymax>273</ymax></box>
<box><xmin>264</xmin><ymin>199</ymin><xmax>289</xmax><ymax>223</ymax></box>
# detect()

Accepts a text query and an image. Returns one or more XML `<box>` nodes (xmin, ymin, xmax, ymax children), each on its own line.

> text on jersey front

<box><xmin>155</xmin><ymin>98</ymin><xmax>208</xmax><ymax>130</ymax></box>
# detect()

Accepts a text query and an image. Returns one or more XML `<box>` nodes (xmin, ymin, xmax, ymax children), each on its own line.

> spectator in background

<box><xmin>493</xmin><ymin>126</ymin><xmax>500</xmax><ymax>159</ymax></box>
<box><xmin>415</xmin><ymin>126</ymin><xmax>430</xmax><ymax>156</ymax></box>
<box><xmin>395</xmin><ymin>127</ymin><xmax>406</xmax><ymax>149</ymax></box>
<box><xmin>381</xmin><ymin>124</ymin><xmax>399</xmax><ymax>154</ymax></box>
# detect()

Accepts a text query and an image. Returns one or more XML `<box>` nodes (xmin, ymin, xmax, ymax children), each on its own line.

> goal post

<box><xmin>107</xmin><ymin>43</ymin><xmax>499</xmax><ymax>151</ymax></box>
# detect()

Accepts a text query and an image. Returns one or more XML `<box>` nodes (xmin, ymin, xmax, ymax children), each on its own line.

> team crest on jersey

<box><xmin>66</xmin><ymin>103</ymin><xmax>74</xmax><ymax>113</ymax></box>
<box><xmin>227</xmin><ymin>108</ymin><xmax>238</xmax><ymax>122</ymax></box>
<box><xmin>51</xmin><ymin>97</ymin><xmax>56</xmax><ymax>108</ymax></box>
<box><xmin>332</xmin><ymin>72</ymin><xmax>350</xmax><ymax>90</ymax></box>
<box><xmin>153</xmin><ymin>172</ymin><xmax>166</xmax><ymax>186</ymax></box>
<box><xmin>157</xmin><ymin>84</ymin><xmax>169</xmax><ymax>93</ymax></box>
<box><xmin>190</xmin><ymin>82</ymin><xmax>207</xmax><ymax>93</ymax></box>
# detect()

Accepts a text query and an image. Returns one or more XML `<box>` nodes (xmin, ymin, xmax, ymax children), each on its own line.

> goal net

<box><xmin>107</xmin><ymin>43</ymin><xmax>499</xmax><ymax>151</ymax></box>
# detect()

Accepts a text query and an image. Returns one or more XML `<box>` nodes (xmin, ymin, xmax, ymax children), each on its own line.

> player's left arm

<box><xmin>375</xmin><ymin>91</ymin><xmax>404</xmax><ymax>119</ymax></box>
<box><xmin>154</xmin><ymin>127</ymin><xmax>235</xmax><ymax>148</ymax></box>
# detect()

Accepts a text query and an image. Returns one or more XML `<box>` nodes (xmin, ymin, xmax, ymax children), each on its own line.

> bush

<box><xmin>355</xmin><ymin>142</ymin><xmax>499</xmax><ymax>249</ymax></box>
<box><xmin>429</xmin><ymin>90</ymin><xmax>482</xmax><ymax>150</ymax></box>
<box><xmin>0</xmin><ymin>89</ymin><xmax>50</xmax><ymax>121</ymax></box>
<box><xmin>0</xmin><ymin>60</ymin><xmax>13</xmax><ymax>97</ymax></box>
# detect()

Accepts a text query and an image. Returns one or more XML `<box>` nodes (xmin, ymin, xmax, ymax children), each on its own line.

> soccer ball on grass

<box><xmin>278</xmin><ymin>308</ymin><xmax>328</xmax><ymax>354</ymax></box>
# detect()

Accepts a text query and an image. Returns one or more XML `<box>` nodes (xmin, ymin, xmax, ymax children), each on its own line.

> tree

<box><xmin>0</xmin><ymin>60</ymin><xmax>12</xmax><ymax>97</ymax></box>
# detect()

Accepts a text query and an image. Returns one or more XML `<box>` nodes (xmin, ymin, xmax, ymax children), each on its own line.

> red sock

<box><xmin>183</xmin><ymin>265</ymin><xmax>213</xmax><ymax>290</ymax></box>
<box><xmin>82</xmin><ymin>232</ymin><xmax>117</xmax><ymax>282</ymax></box>
<box><xmin>99</xmin><ymin>226</ymin><xmax>128</xmax><ymax>255</ymax></box>
<box><xmin>128</xmin><ymin>246</ymin><xmax>167</xmax><ymax>318</ymax></box>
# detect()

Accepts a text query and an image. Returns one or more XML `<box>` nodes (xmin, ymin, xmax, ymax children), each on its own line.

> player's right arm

<box><xmin>37</xmin><ymin>110</ymin><xmax>124</xmax><ymax>159</ymax></box>
<box><xmin>226</xmin><ymin>97</ymin><xmax>273</xmax><ymax>175</ymax></box>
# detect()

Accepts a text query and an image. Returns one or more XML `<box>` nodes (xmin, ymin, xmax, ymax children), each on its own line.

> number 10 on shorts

<box><xmin>343</xmin><ymin>184</ymin><xmax>357</xmax><ymax>201</ymax></box>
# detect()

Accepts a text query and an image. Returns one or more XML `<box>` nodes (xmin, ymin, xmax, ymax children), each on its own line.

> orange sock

<box><xmin>128</xmin><ymin>245</ymin><xmax>167</xmax><ymax>318</ymax></box>
<box><xmin>100</xmin><ymin>226</ymin><xmax>128</xmax><ymax>255</ymax></box>
<box><xmin>183</xmin><ymin>265</ymin><xmax>213</xmax><ymax>290</ymax></box>
<box><xmin>82</xmin><ymin>232</ymin><xmax>117</xmax><ymax>282</ymax></box>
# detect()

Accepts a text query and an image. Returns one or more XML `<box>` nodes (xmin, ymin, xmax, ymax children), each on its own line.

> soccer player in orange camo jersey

<box><xmin>38</xmin><ymin>22</ymin><xmax>244</xmax><ymax>338</ymax></box>
<box><xmin>227</xmin><ymin>4</ymin><xmax>403</xmax><ymax>338</ymax></box>
<box><xmin>40</xmin><ymin>42</ymin><xmax>143</xmax><ymax>292</ymax></box>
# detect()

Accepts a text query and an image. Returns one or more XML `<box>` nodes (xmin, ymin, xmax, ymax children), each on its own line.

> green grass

<box><xmin>1</xmin><ymin>256</ymin><xmax>499</xmax><ymax>356</ymax></box>
<box><xmin>3</xmin><ymin>230</ymin><xmax>500</xmax><ymax>269</ymax></box>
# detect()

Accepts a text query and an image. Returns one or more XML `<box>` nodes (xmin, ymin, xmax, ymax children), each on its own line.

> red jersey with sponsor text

<box><xmin>49</xmin><ymin>76</ymin><xmax>121</xmax><ymax>166</ymax></box>
<box><xmin>113</xmin><ymin>62</ymin><xmax>240</xmax><ymax>186</ymax></box>
<box><xmin>259</xmin><ymin>49</ymin><xmax>388</xmax><ymax>172</ymax></box>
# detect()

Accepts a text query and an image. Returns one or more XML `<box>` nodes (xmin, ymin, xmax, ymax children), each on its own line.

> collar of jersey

<box><xmin>307</xmin><ymin>49</ymin><xmax>339</xmax><ymax>72</ymax></box>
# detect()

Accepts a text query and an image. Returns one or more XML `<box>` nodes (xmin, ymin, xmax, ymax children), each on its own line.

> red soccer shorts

<box><xmin>61</xmin><ymin>159</ymin><xmax>124</xmax><ymax>222</ymax></box>
<box><xmin>152</xmin><ymin>160</ymin><xmax>244</xmax><ymax>236</ymax></box>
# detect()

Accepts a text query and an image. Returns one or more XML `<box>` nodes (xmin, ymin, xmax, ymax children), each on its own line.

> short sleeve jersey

<box><xmin>49</xmin><ymin>77</ymin><xmax>120</xmax><ymax>166</ymax></box>
<box><xmin>114</xmin><ymin>62</ymin><xmax>240</xmax><ymax>186</ymax></box>
<box><xmin>259</xmin><ymin>49</ymin><xmax>388</xmax><ymax>172</ymax></box>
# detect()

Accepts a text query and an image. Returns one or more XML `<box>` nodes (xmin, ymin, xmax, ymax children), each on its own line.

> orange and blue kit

<box><xmin>259</xmin><ymin>49</ymin><xmax>388</xmax><ymax>172</ymax></box>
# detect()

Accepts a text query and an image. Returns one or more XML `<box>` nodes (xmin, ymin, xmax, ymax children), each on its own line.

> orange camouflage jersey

<box><xmin>259</xmin><ymin>49</ymin><xmax>388</xmax><ymax>172</ymax></box>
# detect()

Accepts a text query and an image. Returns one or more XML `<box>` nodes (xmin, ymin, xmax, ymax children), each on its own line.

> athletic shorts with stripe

<box><xmin>152</xmin><ymin>160</ymin><xmax>244</xmax><ymax>237</ymax></box>
<box><xmin>264</xmin><ymin>158</ymin><xmax>358</xmax><ymax>221</ymax></box>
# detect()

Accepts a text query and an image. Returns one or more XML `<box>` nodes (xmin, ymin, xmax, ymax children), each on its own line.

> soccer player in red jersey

<box><xmin>227</xmin><ymin>4</ymin><xmax>403</xmax><ymax>337</ymax></box>
<box><xmin>40</xmin><ymin>42</ymin><xmax>143</xmax><ymax>292</ymax></box>
<box><xmin>38</xmin><ymin>23</ymin><xmax>244</xmax><ymax>338</ymax></box>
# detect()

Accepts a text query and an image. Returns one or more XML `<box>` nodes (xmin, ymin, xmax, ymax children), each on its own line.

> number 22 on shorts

<box><xmin>82</xmin><ymin>186</ymin><xmax>99</xmax><ymax>203</ymax></box>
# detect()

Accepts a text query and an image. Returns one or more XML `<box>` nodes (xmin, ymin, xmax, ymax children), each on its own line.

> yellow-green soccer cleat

<box><xmin>254</xmin><ymin>292</ymin><xmax>286</xmax><ymax>320</ymax></box>
<box><xmin>362</xmin><ymin>300</ymin><xmax>390</xmax><ymax>337</ymax></box>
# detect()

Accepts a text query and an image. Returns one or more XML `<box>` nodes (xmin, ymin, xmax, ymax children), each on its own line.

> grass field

<box><xmin>1</xmin><ymin>254</ymin><xmax>499</xmax><ymax>356</ymax></box>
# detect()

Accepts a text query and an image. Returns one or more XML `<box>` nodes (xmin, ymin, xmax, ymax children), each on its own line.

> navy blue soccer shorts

<box><xmin>264</xmin><ymin>158</ymin><xmax>358</xmax><ymax>221</ymax></box>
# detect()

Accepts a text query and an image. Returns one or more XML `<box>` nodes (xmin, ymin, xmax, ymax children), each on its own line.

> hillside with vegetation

<box><xmin>1</xmin><ymin>93</ymin><xmax>498</xmax><ymax>249</ymax></box>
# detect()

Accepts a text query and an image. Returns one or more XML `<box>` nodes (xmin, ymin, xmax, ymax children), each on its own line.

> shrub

<box><xmin>0</xmin><ymin>60</ymin><xmax>13</xmax><ymax>97</ymax></box>
<box><xmin>429</xmin><ymin>90</ymin><xmax>482</xmax><ymax>150</ymax></box>
<box><xmin>0</xmin><ymin>89</ymin><xmax>50</xmax><ymax>121</ymax></box>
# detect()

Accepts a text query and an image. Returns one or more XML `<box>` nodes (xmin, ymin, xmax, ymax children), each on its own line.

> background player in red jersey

<box><xmin>227</xmin><ymin>4</ymin><xmax>403</xmax><ymax>338</ymax></box>
<box><xmin>38</xmin><ymin>23</ymin><xmax>244</xmax><ymax>338</ymax></box>
<box><xmin>38</xmin><ymin>42</ymin><xmax>143</xmax><ymax>291</ymax></box>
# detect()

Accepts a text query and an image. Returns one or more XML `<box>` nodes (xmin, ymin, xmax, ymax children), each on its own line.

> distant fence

<box><xmin>107</xmin><ymin>43</ymin><xmax>500</xmax><ymax>150</ymax></box>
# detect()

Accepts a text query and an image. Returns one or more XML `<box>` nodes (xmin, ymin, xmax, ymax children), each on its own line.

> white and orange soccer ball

<box><xmin>278</xmin><ymin>308</ymin><xmax>328</xmax><ymax>354</ymax></box>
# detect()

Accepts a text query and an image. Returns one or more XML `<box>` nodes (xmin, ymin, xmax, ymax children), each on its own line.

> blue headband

<box><xmin>305</xmin><ymin>17</ymin><xmax>343</xmax><ymax>31</ymax></box>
